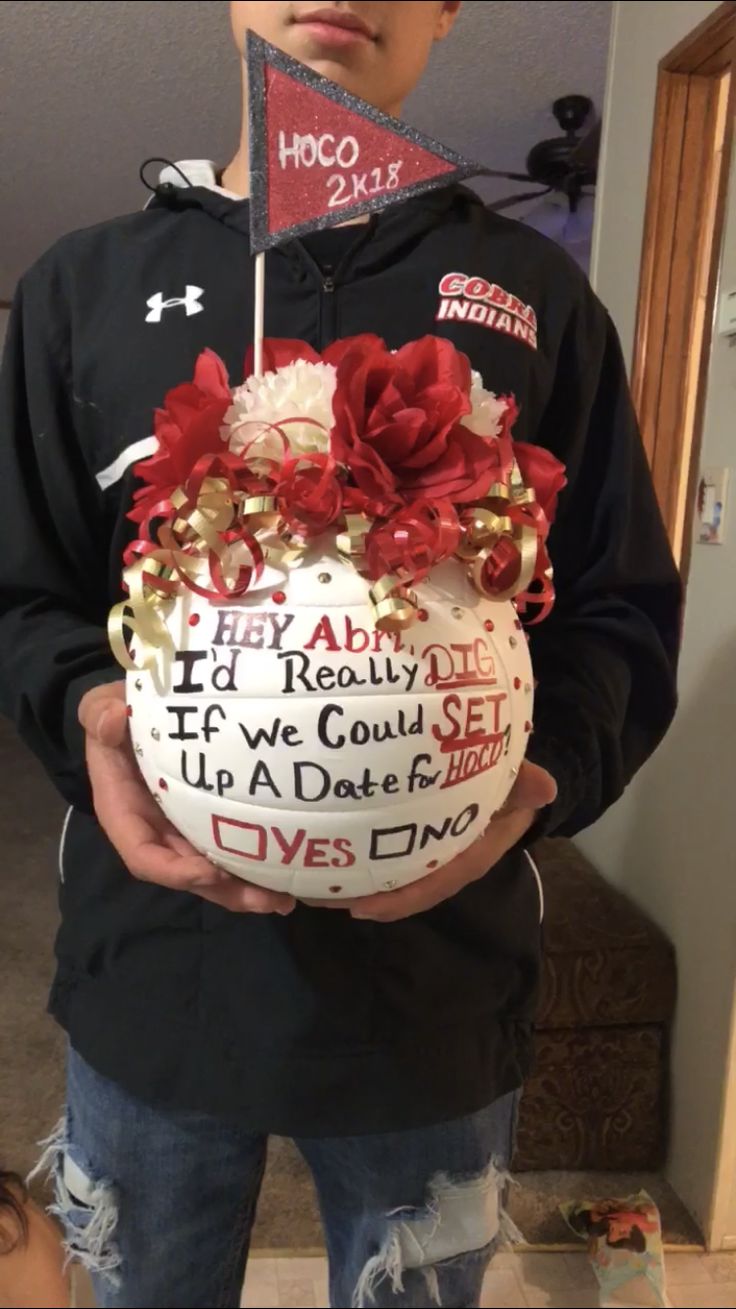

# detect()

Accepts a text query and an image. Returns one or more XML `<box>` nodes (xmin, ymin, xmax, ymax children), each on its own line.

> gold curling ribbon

<box><xmin>368</xmin><ymin>573</ymin><xmax>418</xmax><ymax>632</ymax></box>
<box><xmin>455</xmin><ymin>508</ymin><xmax>511</xmax><ymax>560</ymax></box>
<box><xmin>460</xmin><ymin>456</ymin><xmax>540</xmax><ymax>602</ymax></box>
<box><xmin>336</xmin><ymin>513</ymin><xmax>371</xmax><ymax>560</ymax></box>
<box><xmin>509</xmin><ymin>458</ymin><xmax>535</xmax><ymax>505</ymax></box>
<box><xmin>265</xmin><ymin>538</ymin><xmax>307</xmax><ymax>569</ymax></box>
<box><xmin>171</xmin><ymin>478</ymin><xmax>234</xmax><ymax>550</ymax></box>
<box><xmin>108</xmin><ymin>556</ymin><xmax>175</xmax><ymax>673</ymax></box>
<box><xmin>109</xmin><ymin>475</ymin><xmax>254</xmax><ymax>674</ymax></box>
<box><xmin>240</xmin><ymin>494</ymin><xmax>278</xmax><ymax>518</ymax></box>
<box><xmin>168</xmin><ymin>477</ymin><xmax>260</xmax><ymax>596</ymax></box>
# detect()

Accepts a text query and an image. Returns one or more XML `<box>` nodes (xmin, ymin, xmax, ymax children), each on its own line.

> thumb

<box><xmin>502</xmin><ymin>760</ymin><xmax>557</xmax><ymax>815</ymax></box>
<box><xmin>78</xmin><ymin>682</ymin><xmax>128</xmax><ymax>746</ymax></box>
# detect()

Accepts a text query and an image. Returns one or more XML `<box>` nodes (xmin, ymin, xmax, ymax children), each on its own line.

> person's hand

<box><xmin>314</xmin><ymin>761</ymin><xmax>557</xmax><ymax>923</ymax></box>
<box><xmin>78</xmin><ymin>682</ymin><xmax>295</xmax><ymax>915</ymax></box>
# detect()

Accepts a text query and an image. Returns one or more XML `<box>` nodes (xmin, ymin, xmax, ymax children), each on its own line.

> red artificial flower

<box><xmin>129</xmin><ymin>349</ymin><xmax>232</xmax><ymax>522</ymax></box>
<box><xmin>514</xmin><ymin>441</ymin><xmax>567</xmax><ymax>525</ymax></box>
<box><xmin>330</xmin><ymin>335</ymin><xmax>500</xmax><ymax>507</ymax></box>
<box><xmin>275</xmin><ymin>454</ymin><xmax>343</xmax><ymax>538</ymax></box>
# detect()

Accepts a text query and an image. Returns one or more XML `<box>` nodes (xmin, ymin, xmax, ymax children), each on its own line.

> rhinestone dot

<box><xmin>188</xmin><ymin>613</ymin><xmax>200</xmax><ymax>627</ymax></box>
<box><xmin>272</xmin><ymin>589</ymin><xmax>286</xmax><ymax>605</ymax></box>
<box><xmin>154</xmin><ymin>794</ymin><xmax>164</xmax><ymax>805</ymax></box>
<box><xmin>329</xmin><ymin>885</ymin><xmax>343</xmax><ymax>894</ymax></box>
<box><xmin>427</xmin><ymin>859</ymin><xmax>439</xmax><ymax>870</ymax></box>
<box><xmin>513</xmin><ymin>677</ymin><xmax>522</xmax><ymax>690</ymax></box>
<box><xmin>134</xmin><ymin>678</ymin><xmax>143</xmax><ymax>692</ymax></box>
<box><xmin>452</xmin><ymin>606</ymin><xmax>463</xmax><ymax>619</ymax></box>
<box><xmin>134</xmin><ymin>744</ymin><xmax>143</xmax><ymax>757</ymax></box>
<box><xmin>525</xmin><ymin>721</ymin><xmax>532</xmax><ymax>733</ymax></box>
<box><xmin>509</xmin><ymin>636</ymin><xmax>518</xmax><ymax>649</ymax></box>
<box><xmin>510</xmin><ymin>765</ymin><xmax>520</xmax><ymax>778</ymax></box>
<box><xmin>514</xmin><ymin>618</ymin><xmax>523</xmax><ymax>630</ymax></box>
<box><xmin>417</xmin><ymin>608</ymin><xmax>429</xmax><ymax>622</ymax></box>
<box><xmin>525</xmin><ymin>683</ymin><xmax>532</xmax><ymax>694</ymax></box>
<box><xmin>126</xmin><ymin>705</ymin><xmax>133</xmax><ymax>718</ymax></box>
<box><xmin>318</xmin><ymin>572</ymin><xmax>332</xmax><ymax>584</ymax></box>
<box><xmin>383</xmin><ymin>879</ymin><xmax>398</xmax><ymax>890</ymax></box>
<box><xmin>484</xmin><ymin>619</ymin><xmax>495</xmax><ymax>632</ymax></box>
<box><xmin>151</xmin><ymin>727</ymin><xmax>160</xmax><ymax>741</ymax></box>
<box><xmin>158</xmin><ymin>778</ymin><xmax>168</xmax><ymax>791</ymax></box>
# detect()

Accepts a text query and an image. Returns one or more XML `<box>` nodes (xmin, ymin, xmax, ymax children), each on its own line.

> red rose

<box><xmin>514</xmin><ymin>441</ymin><xmax>567</xmax><ymax>525</ymax></box>
<box><xmin>330</xmin><ymin>335</ymin><xmax>500</xmax><ymax>507</ymax></box>
<box><xmin>130</xmin><ymin>349</ymin><xmax>232</xmax><ymax>523</ymax></box>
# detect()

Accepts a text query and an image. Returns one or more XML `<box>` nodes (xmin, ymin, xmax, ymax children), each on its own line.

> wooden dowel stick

<box><xmin>253</xmin><ymin>251</ymin><xmax>265</xmax><ymax>377</ymax></box>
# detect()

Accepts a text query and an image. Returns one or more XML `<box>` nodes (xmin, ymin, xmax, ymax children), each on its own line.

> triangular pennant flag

<box><xmin>247</xmin><ymin>32</ymin><xmax>488</xmax><ymax>252</ymax></box>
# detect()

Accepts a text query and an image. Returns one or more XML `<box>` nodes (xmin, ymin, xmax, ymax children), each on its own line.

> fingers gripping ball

<box><xmin>128</xmin><ymin>553</ymin><xmax>533</xmax><ymax>899</ymax></box>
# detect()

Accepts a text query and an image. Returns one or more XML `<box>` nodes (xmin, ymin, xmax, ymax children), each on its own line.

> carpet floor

<box><xmin>0</xmin><ymin>723</ymin><xmax>701</xmax><ymax>1252</ymax></box>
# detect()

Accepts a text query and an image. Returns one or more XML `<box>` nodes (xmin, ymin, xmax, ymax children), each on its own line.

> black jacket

<box><xmin>0</xmin><ymin>180</ymin><xmax>680</xmax><ymax>1133</ymax></box>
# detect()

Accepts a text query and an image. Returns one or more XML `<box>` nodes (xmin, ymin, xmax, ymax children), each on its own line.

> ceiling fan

<box><xmin>489</xmin><ymin>94</ymin><xmax>600</xmax><ymax>212</ymax></box>
<box><xmin>488</xmin><ymin>94</ymin><xmax>601</xmax><ymax>266</ymax></box>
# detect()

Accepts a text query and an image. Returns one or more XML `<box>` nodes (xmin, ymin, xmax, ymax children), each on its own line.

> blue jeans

<box><xmin>41</xmin><ymin>1047</ymin><xmax>519</xmax><ymax>1309</ymax></box>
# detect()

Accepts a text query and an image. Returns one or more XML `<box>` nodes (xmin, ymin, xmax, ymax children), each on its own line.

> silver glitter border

<box><xmin>246</xmin><ymin>31</ymin><xmax>493</xmax><ymax>253</ymax></box>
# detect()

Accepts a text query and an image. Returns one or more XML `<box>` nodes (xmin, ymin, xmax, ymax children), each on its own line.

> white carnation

<box><xmin>464</xmin><ymin>369</ymin><xmax>509</xmax><ymax>438</ymax></box>
<box><xmin>224</xmin><ymin>359</ymin><xmax>337</xmax><ymax>457</ymax></box>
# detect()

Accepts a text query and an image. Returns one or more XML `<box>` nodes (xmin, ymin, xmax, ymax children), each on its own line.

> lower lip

<box><xmin>295</xmin><ymin>20</ymin><xmax>373</xmax><ymax>48</ymax></box>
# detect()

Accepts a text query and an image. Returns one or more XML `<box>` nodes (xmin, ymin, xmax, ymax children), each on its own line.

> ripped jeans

<box><xmin>37</xmin><ymin>1046</ymin><xmax>520</xmax><ymax>1309</ymax></box>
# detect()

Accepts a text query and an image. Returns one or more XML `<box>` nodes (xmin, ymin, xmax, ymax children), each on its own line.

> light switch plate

<box><xmin>697</xmin><ymin>467</ymin><xmax>729</xmax><ymax>544</ymax></box>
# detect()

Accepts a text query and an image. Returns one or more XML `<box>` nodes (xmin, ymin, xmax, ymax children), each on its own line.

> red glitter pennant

<box><xmin>247</xmin><ymin>32</ymin><xmax>488</xmax><ymax>252</ymax></box>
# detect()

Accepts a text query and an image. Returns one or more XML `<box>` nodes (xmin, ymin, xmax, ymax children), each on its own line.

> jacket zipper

<box><xmin>291</xmin><ymin>217</ymin><xmax>377</xmax><ymax>349</ymax></box>
<box><xmin>320</xmin><ymin>274</ymin><xmax>336</xmax><ymax>348</ymax></box>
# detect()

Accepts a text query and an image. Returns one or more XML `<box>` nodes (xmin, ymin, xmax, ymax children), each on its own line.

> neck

<box><xmin>221</xmin><ymin>142</ymin><xmax>250</xmax><ymax>198</ymax></box>
<box><xmin>222</xmin><ymin>64</ymin><xmax>251</xmax><ymax>196</ymax></box>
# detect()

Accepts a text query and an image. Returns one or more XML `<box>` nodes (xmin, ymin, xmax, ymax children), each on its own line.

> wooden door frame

<box><xmin>632</xmin><ymin>1</ymin><xmax>736</xmax><ymax>577</ymax></box>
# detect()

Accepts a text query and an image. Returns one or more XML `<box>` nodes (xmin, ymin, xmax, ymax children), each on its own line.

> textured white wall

<box><xmin>583</xmin><ymin>0</ymin><xmax>734</xmax><ymax>1240</ymax></box>
<box><xmin>0</xmin><ymin>0</ymin><xmax>612</xmax><ymax>297</ymax></box>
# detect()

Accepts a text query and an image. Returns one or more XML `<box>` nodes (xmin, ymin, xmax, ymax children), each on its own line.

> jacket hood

<box><xmin>147</xmin><ymin>157</ymin><xmax>488</xmax><ymax>276</ymax></box>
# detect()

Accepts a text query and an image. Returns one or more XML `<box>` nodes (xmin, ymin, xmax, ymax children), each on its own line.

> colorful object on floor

<box><xmin>108</xmin><ymin>335</ymin><xmax>563</xmax><ymax>897</ymax></box>
<box><xmin>562</xmin><ymin>1190</ymin><xmax>668</xmax><ymax>1308</ymax></box>
<box><xmin>247</xmin><ymin>32</ymin><xmax>489</xmax><ymax>250</ymax></box>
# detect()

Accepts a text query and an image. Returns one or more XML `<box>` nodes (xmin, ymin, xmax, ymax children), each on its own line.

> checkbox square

<box><xmin>212</xmin><ymin>816</ymin><xmax>267</xmax><ymax>862</ymax></box>
<box><xmin>369</xmin><ymin>823</ymin><xmax>417</xmax><ymax>861</ymax></box>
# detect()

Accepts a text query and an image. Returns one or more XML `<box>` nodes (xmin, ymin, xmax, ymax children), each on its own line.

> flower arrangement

<box><xmin>111</xmin><ymin>335</ymin><xmax>565</xmax><ymax>670</ymax></box>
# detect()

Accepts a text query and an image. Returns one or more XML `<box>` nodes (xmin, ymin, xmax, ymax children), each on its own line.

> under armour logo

<box><xmin>145</xmin><ymin>285</ymin><xmax>204</xmax><ymax>323</ymax></box>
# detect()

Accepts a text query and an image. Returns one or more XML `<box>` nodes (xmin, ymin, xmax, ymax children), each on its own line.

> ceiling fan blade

<box><xmin>488</xmin><ymin>188</ymin><xmax>551</xmax><ymax>212</ymax></box>
<box><xmin>484</xmin><ymin>170</ymin><xmax>536</xmax><ymax>184</ymax></box>
<box><xmin>568</xmin><ymin>118</ymin><xmax>601</xmax><ymax>168</ymax></box>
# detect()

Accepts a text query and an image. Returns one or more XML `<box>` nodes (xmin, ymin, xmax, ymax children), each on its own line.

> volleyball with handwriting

<box><xmin>111</xmin><ymin>336</ymin><xmax>564</xmax><ymax>898</ymax></box>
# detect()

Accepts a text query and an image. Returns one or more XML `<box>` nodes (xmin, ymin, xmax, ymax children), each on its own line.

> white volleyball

<box><xmin>128</xmin><ymin>551</ymin><xmax>533</xmax><ymax>899</ymax></box>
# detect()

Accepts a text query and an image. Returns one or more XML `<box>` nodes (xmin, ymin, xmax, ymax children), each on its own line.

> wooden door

<box><xmin>632</xmin><ymin>1</ymin><xmax>736</xmax><ymax>574</ymax></box>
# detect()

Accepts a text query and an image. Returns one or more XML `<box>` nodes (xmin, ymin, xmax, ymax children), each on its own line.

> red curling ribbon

<box><xmin>275</xmin><ymin>453</ymin><xmax>344</xmax><ymax>538</ymax></box>
<box><xmin>365</xmin><ymin>499</ymin><xmax>462</xmax><ymax>585</ymax></box>
<box><xmin>481</xmin><ymin>535</ymin><xmax>523</xmax><ymax>593</ymax></box>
